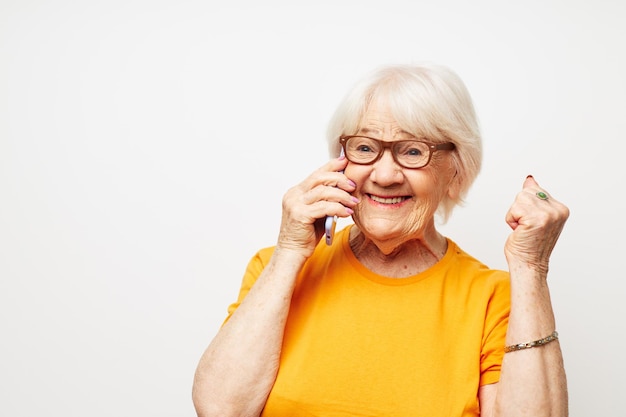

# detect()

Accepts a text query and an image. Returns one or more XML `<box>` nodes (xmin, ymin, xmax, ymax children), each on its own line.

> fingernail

<box><xmin>526</xmin><ymin>174</ymin><xmax>534</xmax><ymax>179</ymax></box>
<box><xmin>351</xmin><ymin>196</ymin><xmax>360</xmax><ymax>203</ymax></box>
<box><xmin>346</xmin><ymin>208</ymin><xmax>354</xmax><ymax>215</ymax></box>
<box><xmin>339</xmin><ymin>154</ymin><xmax>346</xmax><ymax>160</ymax></box>
<box><xmin>347</xmin><ymin>179</ymin><xmax>356</xmax><ymax>187</ymax></box>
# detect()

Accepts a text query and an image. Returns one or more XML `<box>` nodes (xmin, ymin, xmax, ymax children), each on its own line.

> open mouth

<box><xmin>368</xmin><ymin>194</ymin><xmax>410</xmax><ymax>204</ymax></box>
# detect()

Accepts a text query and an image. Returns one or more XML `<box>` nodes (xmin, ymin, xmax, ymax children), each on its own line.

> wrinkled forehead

<box><xmin>358</xmin><ymin>91</ymin><xmax>446</xmax><ymax>141</ymax></box>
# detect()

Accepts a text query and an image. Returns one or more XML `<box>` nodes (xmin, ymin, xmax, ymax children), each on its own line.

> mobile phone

<box><xmin>325</xmin><ymin>215</ymin><xmax>337</xmax><ymax>245</ymax></box>
<box><xmin>325</xmin><ymin>150</ymin><xmax>345</xmax><ymax>246</ymax></box>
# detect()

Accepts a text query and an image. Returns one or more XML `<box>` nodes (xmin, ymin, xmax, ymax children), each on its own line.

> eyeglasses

<box><xmin>339</xmin><ymin>135</ymin><xmax>456</xmax><ymax>169</ymax></box>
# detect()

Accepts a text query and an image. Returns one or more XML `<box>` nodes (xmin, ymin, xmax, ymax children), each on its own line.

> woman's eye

<box><xmin>406</xmin><ymin>148</ymin><xmax>423</xmax><ymax>156</ymax></box>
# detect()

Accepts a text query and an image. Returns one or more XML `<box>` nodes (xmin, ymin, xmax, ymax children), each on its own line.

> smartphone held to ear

<box><xmin>325</xmin><ymin>215</ymin><xmax>337</xmax><ymax>245</ymax></box>
<box><xmin>325</xmin><ymin>150</ymin><xmax>345</xmax><ymax>246</ymax></box>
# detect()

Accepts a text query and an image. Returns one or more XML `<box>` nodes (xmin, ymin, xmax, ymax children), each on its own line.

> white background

<box><xmin>1</xmin><ymin>1</ymin><xmax>624</xmax><ymax>416</ymax></box>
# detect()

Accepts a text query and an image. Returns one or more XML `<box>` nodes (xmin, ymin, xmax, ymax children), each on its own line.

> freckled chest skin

<box><xmin>344</xmin><ymin>100</ymin><xmax>455</xmax><ymax>271</ymax></box>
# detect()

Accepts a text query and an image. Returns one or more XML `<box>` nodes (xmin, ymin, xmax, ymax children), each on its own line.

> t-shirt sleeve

<box><xmin>480</xmin><ymin>271</ymin><xmax>511</xmax><ymax>386</ymax></box>
<box><xmin>222</xmin><ymin>246</ymin><xmax>276</xmax><ymax>325</ymax></box>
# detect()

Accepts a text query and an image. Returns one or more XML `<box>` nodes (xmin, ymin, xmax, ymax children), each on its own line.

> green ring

<box><xmin>536</xmin><ymin>191</ymin><xmax>548</xmax><ymax>200</ymax></box>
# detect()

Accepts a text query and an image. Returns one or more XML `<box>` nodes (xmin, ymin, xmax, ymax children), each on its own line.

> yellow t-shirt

<box><xmin>226</xmin><ymin>226</ymin><xmax>510</xmax><ymax>417</ymax></box>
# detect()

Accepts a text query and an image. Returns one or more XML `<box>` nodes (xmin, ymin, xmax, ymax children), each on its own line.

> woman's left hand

<box><xmin>504</xmin><ymin>175</ymin><xmax>570</xmax><ymax>275</ymax></box>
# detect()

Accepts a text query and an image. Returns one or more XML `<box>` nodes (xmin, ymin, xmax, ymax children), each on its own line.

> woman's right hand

<box><xmin>277</xmin><ymin>156</ymin><xmax>358</xmax><ymax>258</ymax></box>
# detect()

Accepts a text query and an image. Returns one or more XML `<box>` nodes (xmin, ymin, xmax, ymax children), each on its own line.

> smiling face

<box><xmin>344</xmin><ymin>98</ymin><xmax>458</xmax><ymax>251</ymax></box>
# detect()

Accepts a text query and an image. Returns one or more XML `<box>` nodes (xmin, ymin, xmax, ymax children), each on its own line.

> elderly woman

<box><xmin>192</xmin><ymin>64</ymin><xmax>569</xmax><ymax>416</ymax></box>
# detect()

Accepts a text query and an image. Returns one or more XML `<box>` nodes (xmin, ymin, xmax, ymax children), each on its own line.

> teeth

<box><xmin>370</xmin><ymin>195</ymin><xmax>405</xmax><ymax>204</ymax></box>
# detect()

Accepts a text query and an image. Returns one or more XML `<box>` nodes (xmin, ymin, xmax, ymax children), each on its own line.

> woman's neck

<box><xmin>348</xmin><ymin>226</ymin><xmax>448</xmax><ymax>278</ymax></box>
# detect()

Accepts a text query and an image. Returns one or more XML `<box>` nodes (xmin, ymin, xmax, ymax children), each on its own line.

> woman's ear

<box><xmin>447</xmin><ymin>170</ymin><xmax>461</xmax><ymax>200</ymax></box>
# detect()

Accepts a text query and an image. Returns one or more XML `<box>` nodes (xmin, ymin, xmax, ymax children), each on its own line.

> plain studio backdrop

<box><xmin>1</xmin><ymin>1</ymin><xmax>624</xmax><ymax>416</ymax></box>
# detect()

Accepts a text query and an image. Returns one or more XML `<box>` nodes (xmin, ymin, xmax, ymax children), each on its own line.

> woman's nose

<box><xmin>370</xmin><ymin>150</ymin><xmax>404</xmax><ymax>185</ymax></box>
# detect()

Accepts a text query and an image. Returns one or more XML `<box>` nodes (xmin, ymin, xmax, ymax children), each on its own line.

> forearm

<box><xmin>493</xmin><ymin>265</ymin><xmax>568</xmax><ymax>417</ymax></box>
<box><xmin>192</xmin><ymin>249</ymin><xmax>306</xmax><ymax>417</ymax></box>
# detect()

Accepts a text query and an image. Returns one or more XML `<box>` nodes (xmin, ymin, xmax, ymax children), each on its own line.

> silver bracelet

<box><xmin>504</xmin><ymin>331</ymin><xmax>559</xmax><ymax>353</ymax></box>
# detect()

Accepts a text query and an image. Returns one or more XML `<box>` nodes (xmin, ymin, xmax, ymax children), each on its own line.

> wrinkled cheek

<box><xmin>343</xmin><ymin>164</ymin><xmax>370</xmax><ymax>188</ymax></box>
<box><xmin>343</xmin><ymin>163</ymin><xmax>356</xmax><ymax>178</ymax></box>
<box><xmin>404</xmin><ymin>201</ymin><xmax>438</xmax><ymax>230</ymax></box>
<box><xmin>404</xmin><ymin>209</ymin><xmax>428</xmax><ymax>230</ymax></box>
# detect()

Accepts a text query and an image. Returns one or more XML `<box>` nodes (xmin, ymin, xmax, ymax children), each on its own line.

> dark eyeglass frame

<box><xmin>339</xmin><ymin>135</ymin><xmax>456</xmax><ymax>169</ymax></box>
